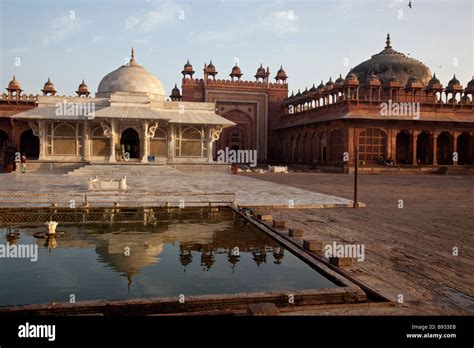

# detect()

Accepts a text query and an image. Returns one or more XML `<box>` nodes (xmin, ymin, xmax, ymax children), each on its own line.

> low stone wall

<box><xmin>171</xmin><ymin>163</ymin><xmax>230</xmax><ymax>173</ymax></box>
<box><xmin>0</xmin><ymin>287</ymin><xmax>365</xmax><ymax>316</ymax></box>
<box><xmin>17</xmin><ymin>161</ymin><xmax>87</xmax><ymax>173</ymax></box>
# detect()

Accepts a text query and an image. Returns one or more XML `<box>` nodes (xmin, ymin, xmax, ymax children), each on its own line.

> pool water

<box><xmin>0</xmin><ymin>207</ymin><xmax>337</xmax><ymax>306</ymax></box>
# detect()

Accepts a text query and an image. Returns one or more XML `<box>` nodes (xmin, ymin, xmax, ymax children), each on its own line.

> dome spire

<box><xmin>131</xmin><ymin>47</ymin><xmax>135</xmax><ymax>62</ymax></box>
<box><xmin>385</xmin><ymin>33</ymin><xmax>391</xmax><ymax>49</ymax></box>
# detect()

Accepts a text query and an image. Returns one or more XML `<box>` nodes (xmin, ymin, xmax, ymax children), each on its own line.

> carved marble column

<box><xmin>168</xmin><ymin>125</ymin><xmax>175</xmax><ymax>161</ymax></box>
<box><xmin>101</xmin><ymin>120</ymin><xmax>115</xmax><ymax>163</ymax></box>
<box><xmin>28</xmin><ymin>120</ymin><xmax>45</xmax><ymax>160</ymax></box>
<box><xmin>209</xmin><ymin>126</ymin><xmax>223</xmax><ymax>162</ymax></box>
<box><xmin>141</xmin><ymin>121</ymin><xmax>149</xmax><ymax>163</ymax></box>
<box><xmin>82</xmin><ymin>120</ymin><xmax>90</xmax><ymax>161</ymax></box>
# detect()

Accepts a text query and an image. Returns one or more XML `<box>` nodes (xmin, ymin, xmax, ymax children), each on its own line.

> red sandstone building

<box><xmin>178</xmin><ymin>60</ymin><xmax>288</xmax><ymax>161</ymax></box>
<box><xmin>275</xmin><ymin>35</ymin><xmax>474</xmax><ymax>170</ymax></box>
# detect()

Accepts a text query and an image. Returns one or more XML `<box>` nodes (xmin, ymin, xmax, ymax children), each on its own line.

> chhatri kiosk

<box><xmin>12</xmin><ymin>49</ymin><xmax>235</xmax><ymax>169</ymax></box>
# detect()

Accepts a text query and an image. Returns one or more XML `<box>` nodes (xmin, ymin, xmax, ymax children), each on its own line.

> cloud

<box><xmin>261</xmin><ymin>10</ymin><xmax>299</xmax><ymax>35</ymax></box>
<box><xmin>134</xmin><ymin>38</ymin><xmax>149</xmax><ymax>45</ymax></box>
<box><xmin>6</xmin><ymin>46</ymin><xmax>30</xmax><ymax>56</ymax></box>
<box><xmin>41</xmin><ymin>15</ymin><xmax>81</xmax><ymax>46</ymax></box>
<box><xmin>389</xmin><ymin>0</ymin><xmax>406</xmax><ymax>8</ymax></box>
<box><xmin>91</xmin><ymin>35</ymin><xmax>105</xmax><ymax>43</ymax></box>
<box><xmin>125</xmin><ymin>16</ymin><xmax>140</xmax><ymax>30</ymax></box>
<box><xmin>124</xmin><ymin>1</ymin><xmax>184</xmax><ymax>32</ymax></box>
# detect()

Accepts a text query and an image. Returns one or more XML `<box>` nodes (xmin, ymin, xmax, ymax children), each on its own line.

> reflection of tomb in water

<box><xmin>0</xmin><ymin>208</ymin><xmax>286</xmax><ymax>279</ymax></box>
<box><xmin>4</xmin><ymin>227</ymin><xmax>20</xmax><ymax>245</ymax></box>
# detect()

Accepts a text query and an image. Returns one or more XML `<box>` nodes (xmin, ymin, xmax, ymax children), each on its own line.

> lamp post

<box><xmin>353</xmin><ymin>146</ymin><xmax>361</xmax><ymax>208</ymax></box>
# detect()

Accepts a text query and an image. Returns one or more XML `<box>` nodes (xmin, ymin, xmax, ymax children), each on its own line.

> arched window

<box><xmin>48</xmin><ymin>122</ymin><xmax>80</xmax><ymax>155</ymax></box>
<box><xmin>149</xmin><ymin>128</ymin><xmax>167</xmax><ymax>157</ymax></box>
<box><xmin>175</xmin><ymin>126</ymin><xmax>206</xmax><ymax>157</ymax></box>
<box><xmin>91</xmin><ymin>126</ymin><xmax>109</xmax><ymax>156</ymax></box>
<box><xmin>358</xmin><ymin>128</ymin><xmax>387</xmax><ymax>163</ymax></box>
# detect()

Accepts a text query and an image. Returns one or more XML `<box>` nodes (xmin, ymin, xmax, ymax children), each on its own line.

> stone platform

<box><xmin>0</xmin><ymin>165</ymin><xmax>354</xmax><ymax>209</ymax></box>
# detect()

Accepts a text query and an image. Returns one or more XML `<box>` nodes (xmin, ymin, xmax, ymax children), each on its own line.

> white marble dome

<box><xmin>97</xmin><ymin>50</ymin><xmax>166</xmax><ymax>99</ymax></box>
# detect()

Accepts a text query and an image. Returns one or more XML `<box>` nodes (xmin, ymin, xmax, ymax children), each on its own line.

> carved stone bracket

<box><xmin>147</xmin><ymin>122</ymin><xmax>159</xmax><ymax>138</ymax></box>
<box><xmin>211</xmin><ymin>126</ymin><xmax>223</xmax><ymax>141</ymax></box>
<box><xmin>28</xmin><ymin>121</ymin><xmax>40</xmax><ymax>137</ymax></box>
<box><xmin>100</xmin><ymin>121</ymin><xmax>112</xmax><ymax>138</ymax></box>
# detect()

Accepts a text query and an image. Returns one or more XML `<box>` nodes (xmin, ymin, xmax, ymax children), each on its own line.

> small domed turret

<box><xmin>6</xmin><ymin>75</ymin><xmax>22</xmax><ymax>97</ymax></box>
<box><xmin>255</xmin><ymin>64</ymin><xmax>266</xmax><ymax>81</ymax></box>
<box><xmin>344</xmin><ymin>70</ymin><xmax>359</xmax><ymax>85</ymax></box>
<box><xmin>169</xmin><ymin>83</ymin><xmax>182</xmax><ymax>101</ymax></box>
<box><xmin>230</xmin><ymin>63</ymin><xmax>243</xmax><ymax>80</ymax></box>
<box><xmin>275</xmin><ymin>65</ymin><xmax>287</xmax><ymax>82</ymax></box>
<box><xmin>447</xmin><ymin>74</ymin><xmax>462</xmax><ymax>89</ymax></box>
<box><xmin>76</xmin><ymin>79</ymin><xmax>90</xmax><ymax>97</ymax></box>
<box><xmin>465</xmin><ymin>76</ymin><xmax>474</xmax><ymax>94</ymax></box>
<box><xmin>42</xmin><ymin>77</ymin><xmax>57</xmax><ymax>96</ymax></box>
<box><xmin>335</xmin><ymin>74</ymin><xmax>345</xmax><ymax>87</ymax></box>
<box><xmin>204</xmin><ymin>60</ymin><xmax>218</xmax><ymax>79</ymax></box>
<box><xmin>427</xmin><ymin>73</ymin><xmax>442</xmax><ymax>89</ymax></box>
<box><xmin>182</xmin><ymin>59</ymin><xmax>195</xmax><ymax>78</ymax></box>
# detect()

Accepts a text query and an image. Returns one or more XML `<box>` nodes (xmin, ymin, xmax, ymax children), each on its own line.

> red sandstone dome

<box><xmin>76</xmin><ymin>79</ymin><xmax>90</xmax><ymax>97</ymax></box>
<box><xmin>465</xmin><ymin>77</ymin><xmax>474</xmax><ymax>93</ymax></box>
<box><xmin>352</xmin><ymin>34</ymin><xmax>432</xmax><ymax>86</ymax></box>
<box><xmin>447</xmin><ymin>74</ymin><xmax>462</xmax><ymax>89</ymax></box>
<box><xmin>41</xmin><ymin>77</ymin><xmax>57</xmax><ymax>95</ymax></box>
<box><xmin>335</xmin><ymin>74</ymin><xmax>345</xmax><ymax>86</ymax></box>
<box><xmin>230</xmin><ymin>63</ymin><xmax>243</xmax><ymax>79</ymax></box>
<box><xmin>170</xmin><ymin>83</ymin><xmax>181</xmax><ymax>100</ymax></box>
<box><xmin>275</xmin><ymin>65</ymin><xmax>287</xmax><ymax>81</ymax></box>
<box><xmin>344</xmin><ymin>71</ymin><xmax>359</xmax><ymax>85</ymax></box>
<box><xmin>7</xmin><ymin>75</ymin><xmax>21</xmax><ymax>91</ymax></box>
<box><xmin>182</xmin><ymin>59</ymin><xmax>195</xmax><ymax>76</ymax></box>
<box><xmin>255</xmin><ymin>64</ymin><xmax>266</xmax><ymax>79</ymax></box>
<box><xmin>427</xmin><ymin>73</ymin><xmax>442</xmax><ymax>89</ymax></box>
<box><xmin>205</xmin><ymin>61</ymin><xmax>217</xmax><ymax>74</ymax></box>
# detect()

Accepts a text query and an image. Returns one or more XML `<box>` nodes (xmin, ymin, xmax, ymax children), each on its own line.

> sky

<box><xmin>0</xmin><ymin>0</ymin><xmax>473</xmax><ymax>97</ymax></box>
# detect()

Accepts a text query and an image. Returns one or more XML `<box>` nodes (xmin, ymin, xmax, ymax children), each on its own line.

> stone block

<box><xmin>257</xmin><ymin>214</ymin><xmax>272</xmax><ymax>221</ymax></box>
<box><xmin>303</xmin><ymin>239</ymin><xmax>323</xmax><ymax>252</ymax></box>
<box><xmin>289</xmin><ymin>228</ymin><xmax>304</xmax><ymax>237</ymax></box>
<box><xmin>247</xmin><ymin>303</ymin><xmax>279</xmax><ymax>316</ymax></box>
<box><xmin>329</xmin><ymin>257</ymin><xmax>353</xmax><ymax>267</ymax></box>
<box><xmin>267</xmin><ymin>165</ymin><xmax>288</xmax><ymax>173</ymax></box>
<box><xmin>272</xmin><ymin>220</ymin><xmax>286</xmax><ymax>228</ymax></box>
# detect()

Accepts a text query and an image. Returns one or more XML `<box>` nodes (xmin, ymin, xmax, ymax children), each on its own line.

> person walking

<box><xmin>20</xmin><ymin>153</ymin><xmax>27</xmax><ymax>173</ymax></box>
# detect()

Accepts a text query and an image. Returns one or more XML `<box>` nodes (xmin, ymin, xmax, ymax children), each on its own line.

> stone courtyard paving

<box><xmin>0</xmin><ymin>169</ymin><xmax>352</xmax><ymax>208</ymax></box>
<box><xmin>242</xmin><ymin>172</ymin><xmax>474</xmax><ymax>315</ymax></box>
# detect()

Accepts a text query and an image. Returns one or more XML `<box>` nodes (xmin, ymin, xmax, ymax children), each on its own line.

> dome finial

<box><xmin>385</xmin><ymin>33</ymin><xmax>391</xmax><ymax>49</ymax></box>
<box><xmin>131</xmin><ymin>47</ymin><xmax>135</xmax><ymax>62</ymax></box>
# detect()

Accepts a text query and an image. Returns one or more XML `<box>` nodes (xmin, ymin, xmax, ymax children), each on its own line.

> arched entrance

<box><xmin>457</xmin><ymin>132</ymin><xmax>471</xmax><ymax>165</ymax></box>
<box><xmin>0</xmin><ymin>130</ymin><xmax>8</xmax><ymax>170</ymax></box>
<box><xmin>215</xmin><ymin>109</ymin><xmax>252</xmax><ymax>156</ymax></box>
<box><xmin>437</xmin><ymin>131</ymin><xmax>453</xmax><ymax>165</ymax></box>
<box><xmin>228</xmin><ymin>128</ymin><xmax>244</xmax><ymax>151</ymax></box>
<box><xmin>396</xmin><ymin>130</ymin><xmax>411</xmax><ymax>164</ymax></box>
<box><xmin>320</xmin><ymin>131</ymin><xmax>328</xmax><ymax>163</ymax></box>
<box><xmin>416</xmin><ymin>131</ymin><xmax>432</xmax><ymax>164</ymax></box>
<box><xmin>20</xmin><ymin>129</ymin><xmax>39</xmax><ymax>160</ymax></box>
<box><xmin>121</xmin><ymin>128</ymin><xmax>140</xmax><ymax>159</ymax></box>
<box><xmin>329</xmin><ymin>129</ymin><xmax>343</xmax><ymax>163</ymax></box>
